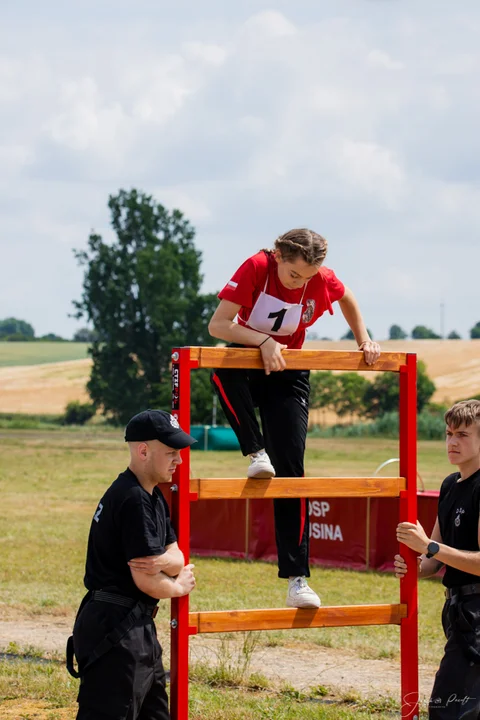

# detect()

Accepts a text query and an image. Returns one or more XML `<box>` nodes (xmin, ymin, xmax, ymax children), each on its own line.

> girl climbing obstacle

<box><xmin>208</xmin><ymin>228</ymin><xmax>380</xmax><ymax>608</ymax></box>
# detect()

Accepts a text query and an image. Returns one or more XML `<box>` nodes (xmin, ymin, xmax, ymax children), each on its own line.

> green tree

<box><xmin>364</xmin><ymin>360</ymin><xmax>435</xmax><ymax>418</ymax></box>
<box><xmin>38</xmin><ymin>333</ymin><xmax>66</xmax><ymax>342</ymax></box>
<box><xmin>470</xmin><ymin>322</ymin><xmax>480</xmax><ymax>339</ymax></box>
<box><xmin>389</xmin><ymin>324</ymin><xmax>408</xmax><ymax>340</ymax></box>
<box><xmin>309</xmin><ymin>371</ymin><xmax>339</xmax><ymax>411</ymax></box>
<box><xmin>447</xmin><ymin>330</ymin><xmax>461</xmax><ymax>339</ymax></box>
<box><xmin>341</xmin><ymin>328</ymin><xmax>374</xmax><ymax>341</ymax></box>
<box><xmin>411</xmin><ymin>325</ymin><xmax>440</xmax><ymax>339</ymax></box>
<box><xmin>73</xmin><ymin>328</ymin><xmax>98</xmax><ymax>342</ymax></box>
<box><xmin>0</xmin><ymin>317</ymin><xmax>35</xmax><ymax>339</ymax></box>
<box><xmin>63</xmin><ymin>401</ymin><xmax>96</xmax><ymax>425</ymax></box>
<box><xmin>333</xmin><ymin>373</ymin><xmax>370</xmax><ymax>419</ymax></box>
<box><xmin>310</xmin><ymin>372</ymin><xmax>369</xmax><ymax>421</ymax></box>
<box><xmin>73</xmin><ymin>189</ymin><xmax>218</xmax><ymax>424</ymax></box>
<box><xmin>2</xmin><ymin>333</ymin><xmax>35</xmax><ymax>342</ymax></box>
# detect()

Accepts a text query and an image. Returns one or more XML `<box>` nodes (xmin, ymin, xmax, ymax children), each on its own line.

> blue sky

<box><xmin>1</xmin><ymin>1</ymin><xmax>479</xmax><ymax>339</ymax></box>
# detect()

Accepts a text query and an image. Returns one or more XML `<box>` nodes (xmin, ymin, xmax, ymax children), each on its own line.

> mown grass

<box><xmin>0</xmin><ymin>431</ymin><xmax>447</xmax><ymax>656</ymax></box>
<box><xmin>0</xmin><ymin>430</ymin><xmax>443</xmax><ymax>717</ymax></box>
<box><xmin>0</xmin><ymin>658</ymin><xmax>420</xmax><ymax>719</ymax></box>
<box><xmin>0</xmin><ymin>342</ymin><xmax>90</xmax><ymax>367</ymax></box>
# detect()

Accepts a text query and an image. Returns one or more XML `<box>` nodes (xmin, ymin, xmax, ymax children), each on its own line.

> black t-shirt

<box><xmin>438</xmin><ymin>469</ymin><xmax>480</xmax><ymax>588</ymax></box>
<box><xmin>83</xmin><ymin>468</ymin><xmax>177</xmax><ymax>602</ymax></box>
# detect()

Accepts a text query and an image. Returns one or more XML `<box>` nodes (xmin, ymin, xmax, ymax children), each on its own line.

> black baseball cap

<box><xmin>124</xmin><ymin>409</ymin><xmax>197</xmax><ymax>449</ymax></box>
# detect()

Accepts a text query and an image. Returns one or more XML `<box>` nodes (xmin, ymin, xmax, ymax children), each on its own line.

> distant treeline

<box><xmin>311</xmin><ymin>322</ymin><xmax>480</xmax><ymax>341</ymax></box>
<box><xmin>0</xmin><ymin>317</ymin><xmax>96</xmax><ymax>342</ymax></box>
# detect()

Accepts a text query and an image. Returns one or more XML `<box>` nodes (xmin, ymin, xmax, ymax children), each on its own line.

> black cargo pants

<box><xmin>74</xmin><ymin>598</ymin><xmax>169</xmax><ymax>720</ymax></box>
<box><xmin>429</xmin><ymin>594</ymin><xmax>480</xmax><ymax>719</ymax></box>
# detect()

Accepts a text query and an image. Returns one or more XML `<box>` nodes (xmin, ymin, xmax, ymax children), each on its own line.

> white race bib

<box><xmin>246</xmin><ymin>277</ymin><xmax>307</xmax><ymax>336</ymax></box>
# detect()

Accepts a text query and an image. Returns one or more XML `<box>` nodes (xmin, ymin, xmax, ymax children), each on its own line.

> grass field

<box><xmin>0</xmin><ymin>431</ymin><xmax>445</xmax><ymax>718</ymax></box>
<box><xmin>0</xmin><ymin>342</ymin><xmax>90</xmax><ymax>367</ymax></box>
<box><xmin>0</xmin><ymin>666</ymin><xmax>403</xmax><ymax>720</ymax></box>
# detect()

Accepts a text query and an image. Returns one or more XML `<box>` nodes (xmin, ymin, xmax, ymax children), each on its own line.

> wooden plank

<box><xmin>190</xmin><ymin>476</ymin><xmax>406</xmax><ymax>500</ymax></box>
<box><xmin>189</xmin><ymin>604</ymin><xmax>408</xmax><ymax>634</ymax></box>
<box><xmin>188</xmin><ymin>347</ymin><xmax>406</xmax><ymax>372</ymax></box>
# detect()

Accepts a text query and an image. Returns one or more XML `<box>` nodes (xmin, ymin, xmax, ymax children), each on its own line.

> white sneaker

<box><xmin>286</xmin><ymin>577</ymin><xmax>321</xmax><ymax>609</ymax></box>
<box><xmin>247</xmin><ymin>451</ymin><xmax>275</xmax><ymax>479</ymax></box>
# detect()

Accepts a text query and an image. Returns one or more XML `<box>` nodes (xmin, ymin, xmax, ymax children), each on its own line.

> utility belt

<box><xmin>66</xmin><ymin>590</ymin><xmax>158</xmax><ymax>679</ymax></box>
<box><xmin>91</xmin><ymin>590</ymin><xmax>159</xmax><ymax>617</ymax></box>
<box><xmin>445</xmin><ymin>583</ymin><xmax>480</xmax><ymax>601</ymax></box>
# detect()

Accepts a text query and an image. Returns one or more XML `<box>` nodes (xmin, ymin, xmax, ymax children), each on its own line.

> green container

<box><xmin>190</xmin><ymin>425</ymin><xmax>240</xmax><ymax>451</ymax></box>
<box><xmin>189</xmin><ymin>426</ymin><xmax>206</xmax><ymax>447</ymax></box>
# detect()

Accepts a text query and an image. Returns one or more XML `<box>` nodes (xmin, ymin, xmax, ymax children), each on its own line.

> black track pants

<box><xmin>428</xmin><ymin>596</ymin><xmax>480</xmax><ymax>719</ymax></box>
<box><xmin>211</xmin><ymin>366</ymin><xmax>310</xmax><ymax>578</ymax></box>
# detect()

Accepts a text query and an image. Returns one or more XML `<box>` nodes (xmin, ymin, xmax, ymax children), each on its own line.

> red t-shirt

<box><xmin>218</xmin><ymin>251</ymin><xmax>345</xmax><ymax>349</ymax></box>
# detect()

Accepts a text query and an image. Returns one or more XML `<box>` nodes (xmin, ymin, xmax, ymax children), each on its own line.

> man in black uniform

<box><xmin>68</xmin><ymin>409</ymin><xmax>197</xmax><ymax>720</ymax></box>
<box><xmin>395</xmin><ymin>399</ymin><xmax>480</xmax><ymax>719</ymax></box>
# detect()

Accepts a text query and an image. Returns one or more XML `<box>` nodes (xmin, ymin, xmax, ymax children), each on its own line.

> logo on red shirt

<box><xmin>302</xmin><ymin>299</ymin><xmax>316</xmax><ymax>324</ymax></box>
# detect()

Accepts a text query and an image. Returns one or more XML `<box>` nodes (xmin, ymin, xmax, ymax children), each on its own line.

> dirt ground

<box><xmin>0</xmin><ymin>613</ymin><xmax>436</xmax><ymax>708</ymax></box>
<box><xmin>1</xmin><ymin>340</ymin><xmax>478</xmax><ymax>417</ymax></box>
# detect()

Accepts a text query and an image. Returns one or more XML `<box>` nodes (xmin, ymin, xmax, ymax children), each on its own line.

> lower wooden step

<box><xmin>188</xmin><ymin>603</ymin><xmax>407</xmax><ymax>634</ymax></box>
<box><xmin>189</xmin><ymin>476</ymin><xmax>406</xmax><ymax>500</ymax></box>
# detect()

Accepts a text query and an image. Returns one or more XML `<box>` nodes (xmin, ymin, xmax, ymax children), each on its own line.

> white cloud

<box><xmin>332</xmin><ymin>138</ymin><xmax>406</xmax><ymax>208</ymax></box>
<box><xmin>368</xmin><ymin>49</ymin><xmax>405</xmax><ymax>71</ymax></box>
<box><xmin>47</xmin><ymin>78</ymin><xmax>127</xmax><ymax>153</ymax></box>
<box><xmin>182</xmin><ymin>42</ymin><xmax>227</xmax><ymax>67</ymax></box>
<box><xmin>0</xmin><ymin>144</ymin><xmax>33</xmax><ymax>173</ymax></box>
<box><xmin>153</xmin><ymin>187</ymin><xmax>212</xmax><ymax>223</ymax></box>
<box><xmin>241</xmin><ymin>10</ymin><xmax>298</xmax><ymax>39</ymax></box>
<box><xmin>1</xmin><ymin>1</ymin><xmax>480</xmax><ymax>340</ymax></box>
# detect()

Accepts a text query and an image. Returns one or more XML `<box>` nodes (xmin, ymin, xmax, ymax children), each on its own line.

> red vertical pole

<box><xmin>170</xmin><ymin>347</ymin><xmax>192</xmax><ymax>720</ymax></box>
<box><xmin>399</xmin><ymin>353</ymin><xmax>419</xmax><ymax>720</ymax></box>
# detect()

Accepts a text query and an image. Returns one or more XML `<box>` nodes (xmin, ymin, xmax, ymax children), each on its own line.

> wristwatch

<box><xmin>426</xmin><ymin>541</ymin><xmax>440</xmax><ymax>559</ymax></box>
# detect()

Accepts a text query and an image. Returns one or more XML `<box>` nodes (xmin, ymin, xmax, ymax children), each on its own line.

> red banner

<box><xmin>160</xmin><ymin>485</ymin><xmax>440</xmax><ymax>573</ymax></box>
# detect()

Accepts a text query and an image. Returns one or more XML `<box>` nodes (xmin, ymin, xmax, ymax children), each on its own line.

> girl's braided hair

<box><xmin>272</xmin><ymin>229</ymin><xmax>328</xmax><ymax>266</ymax></box>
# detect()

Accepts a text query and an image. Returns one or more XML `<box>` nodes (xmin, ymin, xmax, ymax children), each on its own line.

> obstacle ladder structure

<box><xmin>169</xmin><ymin>346</ymin><xmax>419</xmax><ymax>720</ymax></box>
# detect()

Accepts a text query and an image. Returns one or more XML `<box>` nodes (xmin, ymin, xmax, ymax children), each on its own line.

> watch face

<box><xmin>427</xmin><ymin>542</ymin><xmax>439</xmax><ymax>557</ymax></box>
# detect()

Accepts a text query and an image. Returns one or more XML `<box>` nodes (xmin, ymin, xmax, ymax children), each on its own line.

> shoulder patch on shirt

<box><xmin>227</xmin><ymin>280</ymin><xmax>238</xmax><ymax>288</ymax></box>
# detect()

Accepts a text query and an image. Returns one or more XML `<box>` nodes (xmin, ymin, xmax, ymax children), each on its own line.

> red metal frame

<box><xmin>399</xmin><ymin>354</ymin><xmax>419</xmax><ymax>719</ymax></box>
<box><xmin>170</xmin><ymin>347</ymin><xmax>419</xmax><ymax>720</ymax></box>
<box><xmin>170</xmin><ymin>347</ymin><xmax>196</xmax><ymax>720</ymax></box>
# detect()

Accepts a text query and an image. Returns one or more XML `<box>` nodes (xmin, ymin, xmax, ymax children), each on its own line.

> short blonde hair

<box><xmin>444</xmin><ymin>399</ymin><xmax>480</xmax><ymax>431</ymax></box>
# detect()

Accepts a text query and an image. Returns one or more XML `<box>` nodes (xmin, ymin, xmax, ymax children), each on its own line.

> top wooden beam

<box><xmin>186</xmin><ymin>347</ymin><xmax>407</xmax><ymax>372</ymax></box>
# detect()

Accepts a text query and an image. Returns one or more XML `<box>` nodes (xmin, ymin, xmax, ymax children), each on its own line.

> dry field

<box><xmin>0</xmin><ymin>340</ymin><xmax>478</xmax><ymax>415</ymax></box>
<box><xmin>306</xmin><ymin>339</ymin><xmax>480</xmax><ymax>405</ymax></box>
<box><xmin>0</xmin><ymin>359</ymin><xmax>91</xmax><ymax>413</ymax></box>
<box><xmin>307</xmin><ymin>339</ymin><xmax>480</xmax><ymax>425</ymax></box>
